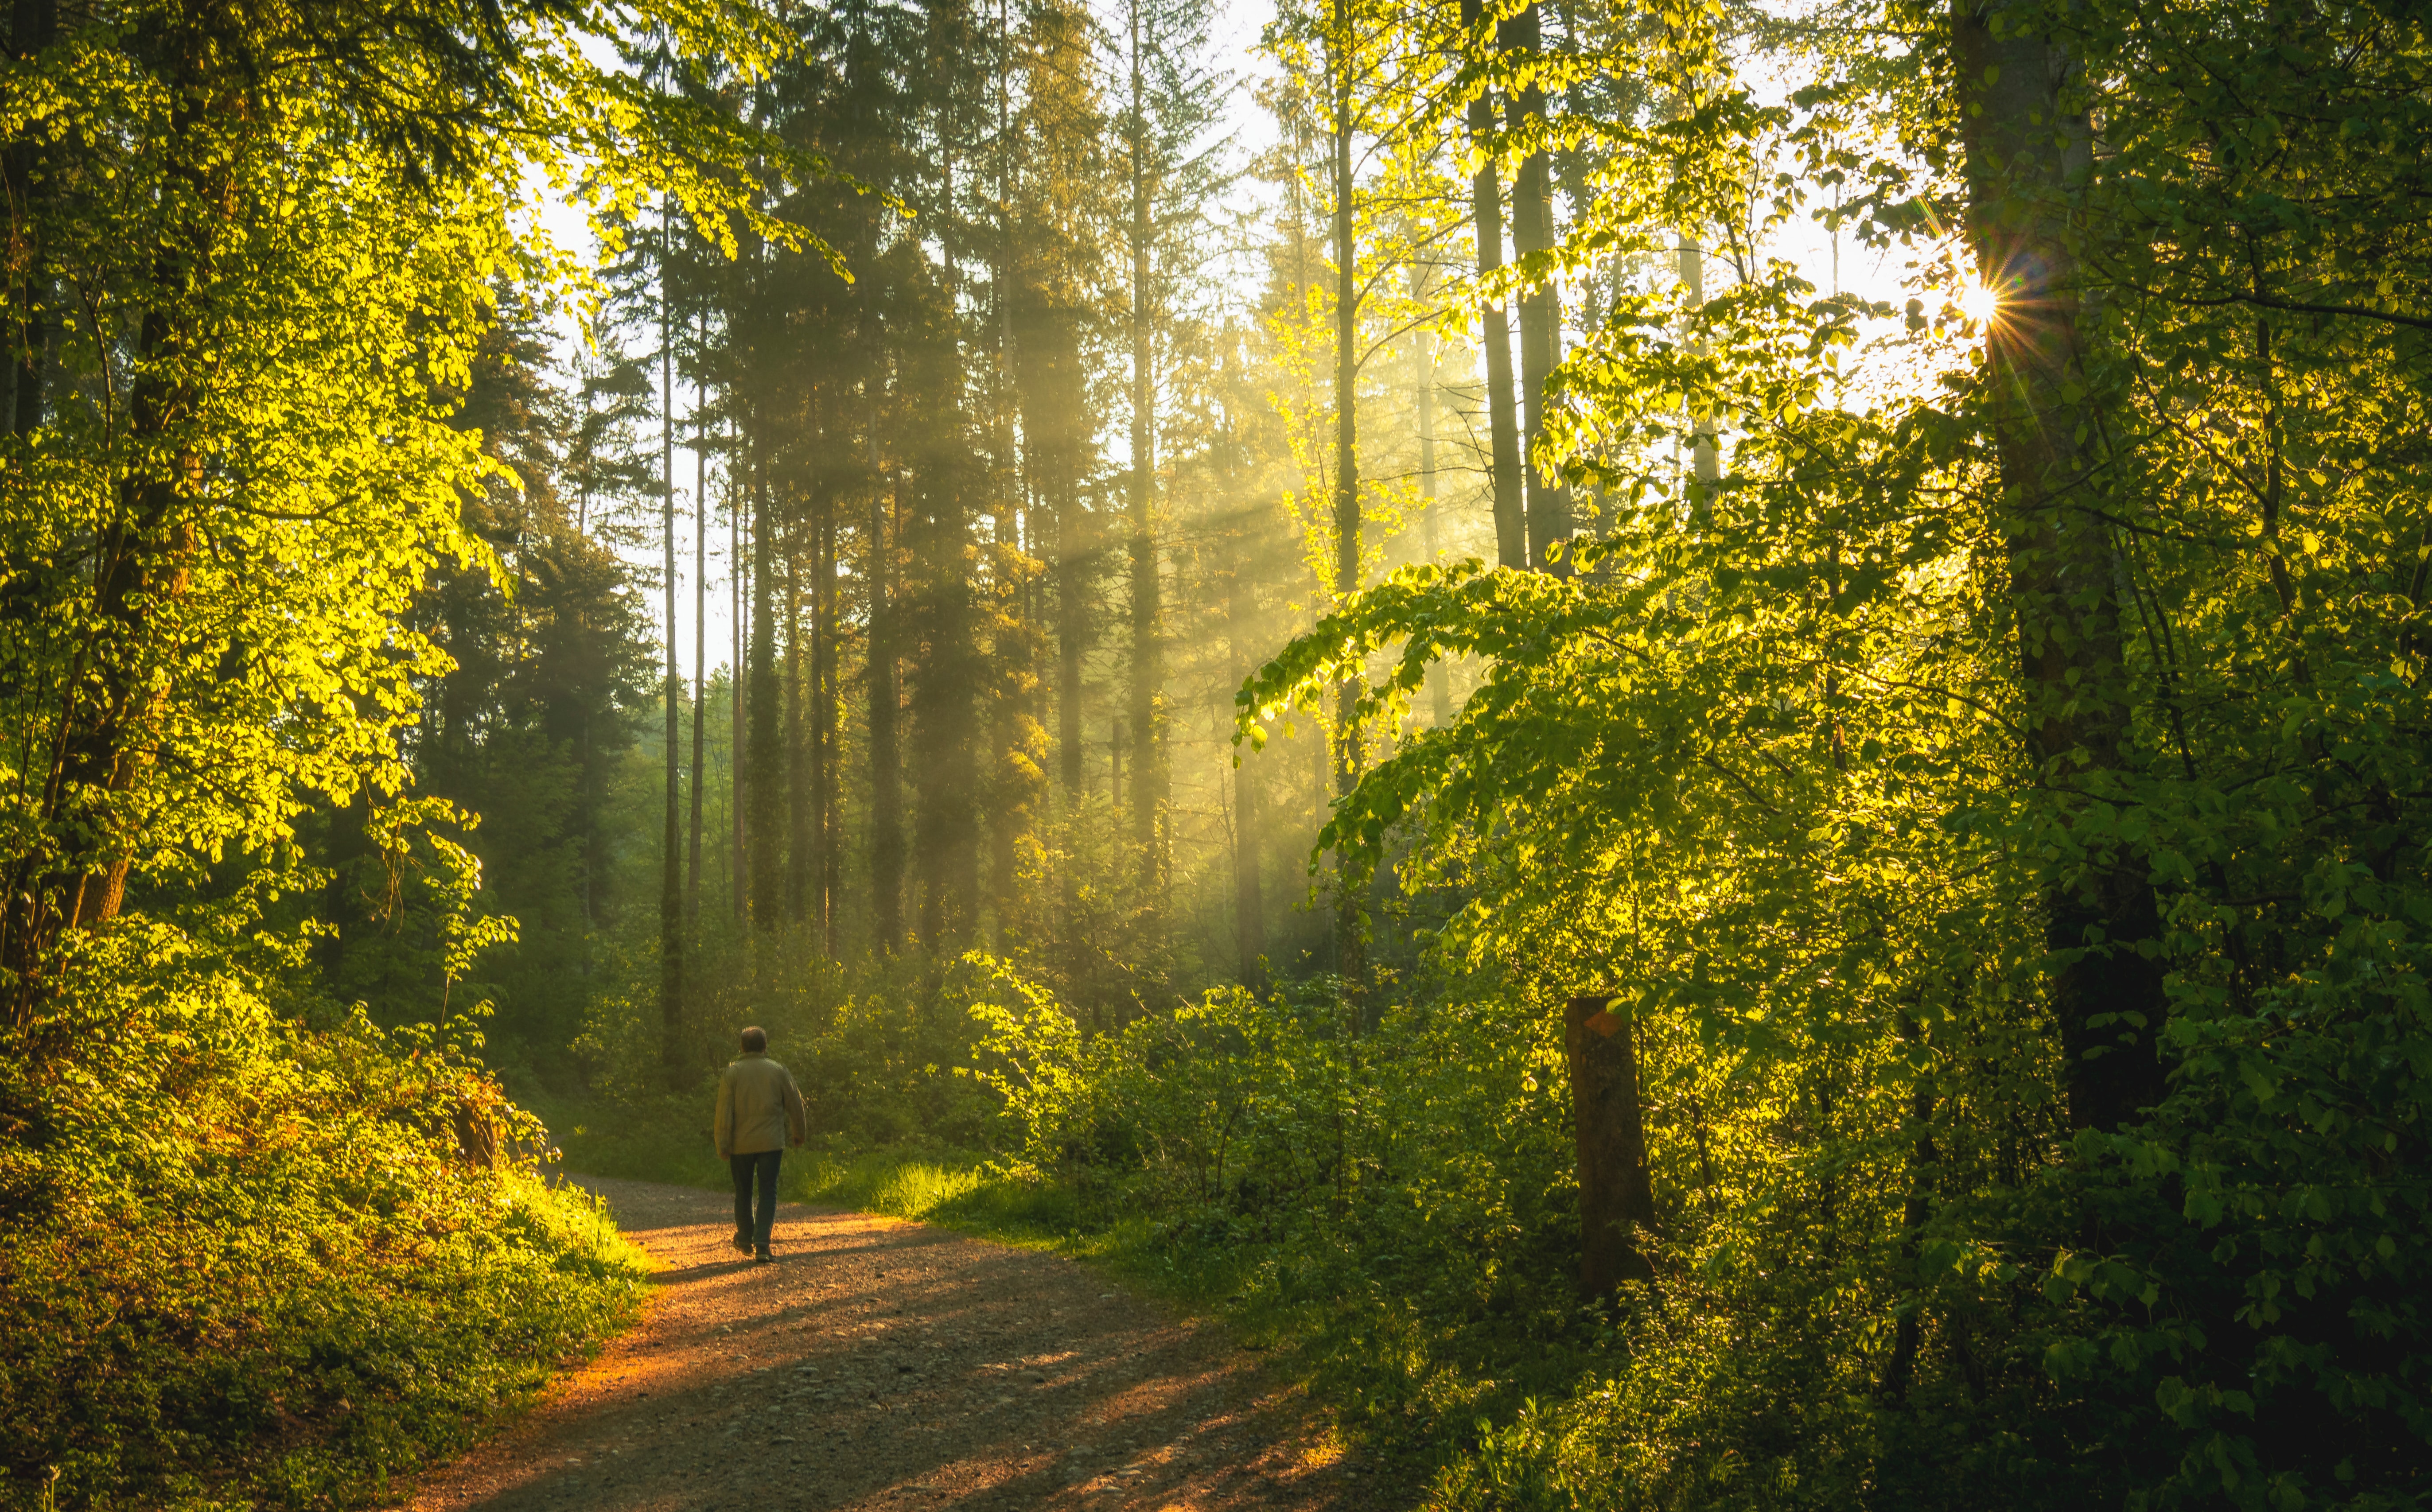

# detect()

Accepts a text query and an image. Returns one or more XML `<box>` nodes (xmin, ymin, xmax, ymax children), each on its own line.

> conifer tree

<box><xmin>981</xmin><ymin>0</ymin><xmax>1043</xmax><ymax>947</ymax></box>
<box><xmin>1004</xmin><ymin>0</ymin><xmax>1107</xmax><ymax>810</ymax></box>
<box><xmin>1113</xmin><ymin>0</ymin><xmax>1229</xmax><ymax>916</ymax></box>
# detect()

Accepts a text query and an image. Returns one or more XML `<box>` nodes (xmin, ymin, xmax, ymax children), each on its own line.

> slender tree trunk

<box><xmin>578</xmin><ymin>695</ymin><xmax>594</xmax><ymax>946</ymax></box>
<box><xmin>1329</xmin><ymin>0</ymin><xmax>1366</xmax><ymax>994</ymax></box>
<box><xmin>4</xmin><ymin>0</ymin><xmax>54</xmax><ymax>437</ymax></box>
<box><xmin>1126</xmin><ymin>3</ymin><xmax>1166</xmax><ymax>902</ymax></box>
<box><xmin>910</xmin><ymin>456</ymin><xmax>982</xmax><ymax>953</ymax></box>
<box><xmin>987</xmin><ymin>0</ymin><xmax>1034</xmax><ymax>947</ymax></box>
<box><xmin>1415</xmin><ymin>307</ymin><xmax>1449</xmax><ymax>726</ymax></box>
<box><xmin>1881</xmin><ymin>1011</ymin><xmax>1938</xmax><ymax>1399</ymax></box>
<box><xmin>1678</xmin><ymin>238</ymin><xmax>1718</xmax><ymax>491</ymax></box>
<box><xmin>687</xmin><ymin>366</ymin><xmax>706</xmax><ymax>924</ymax></box>
<box><xmin>1227</xmin><ymin>514</ymin><xmax>1266</xmax><ymax>986</ymax></box>
<box><xmin>1461</xmin><ymin>0</ymin><xmax>1526</xmax><ymax>571</ymax></box>
<box><xmin>732</xmin><ymin>420</ymin><xmax>746</xmax><ymax>922</ymax></box>
<box><xmin>989</xmin><ymin>527</ymin><xmax>1035</xmax><ymax>946</ymax></box>
<box><xmin>816</xmin><ymin>481</ymin><xmax>839</xmax><ymax>954</ymax></box>
<box><xmin>785</xmin><ymin>522</ymin><xmax>810</xmax><ymax>925</ymax></box>
<box><xmin>747</xmin><ymin>447</ymin><xmax>784</xmax><ymax>933</ymax></box>
<box><xmin>870</xmin><ymin>465</ymin><xmax>904</xmax><ymax>955</ymax></box>
<box><xmin>658</xmin><ymin>229</ymin><xmax>685</xmax><ymax>1088</ymax></box>
<box><xmin>1505</xmin><ymin>0</ymin><xmax>1567</xmax><ymax>574</ymax></box>
<box><xmin>1055</xmin><ymin>456</ymin><xmax>1087</xmax><ymax>798</ymax></box>
<box><xmin>1233</xmin><ymin>749</ymin><xmax>1264</xmax><ymax>984</ymax></box>
<box><xmin>987</xmin><ymin>473</ymin><xmax>1037</xmax><ymax>949</ymax></box>
<box><xmin>805</xmin><ymin>483</ymin><xmax>827</xmax><ymax>942</ymax></box>
<box><xmin>927</xmin><ymin>137</ymin><xmax>984</xmax><ymax>989</ymax></box>
<box><xmin>1954</xmin><ymin>0</ymin><xmax>2163</xmax><ymax>1134</ymax></box>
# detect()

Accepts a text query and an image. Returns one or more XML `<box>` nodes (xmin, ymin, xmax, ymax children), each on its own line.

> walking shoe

<box><xmin>732</xmin><ymin>1230</ymin><xmax>753</xmax><ymax>1255</ymax></box>
<box><xmin>753</xmin><ymin>1248</ymin><xmax>774</xmax><ymax>1264</ymax></box>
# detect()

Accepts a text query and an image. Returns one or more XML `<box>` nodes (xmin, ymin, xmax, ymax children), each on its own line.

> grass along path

<box><xmin>398</xmin><ymin>1178</ymin><xmax>1394</xmax><ymax>1512</ymax></box>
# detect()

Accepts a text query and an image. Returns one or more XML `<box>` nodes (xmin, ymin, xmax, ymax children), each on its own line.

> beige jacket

<box><xmin>714</xmin><ymin>1052</ymin><xmax>807</xmax><ymax>1157</ymax></box>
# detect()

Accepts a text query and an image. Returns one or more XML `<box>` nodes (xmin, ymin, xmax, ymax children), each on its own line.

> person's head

<box><xmin>740</xmin><ymin>1026</ymin><xmax>767</xmax><ymax>1054</ymax></box>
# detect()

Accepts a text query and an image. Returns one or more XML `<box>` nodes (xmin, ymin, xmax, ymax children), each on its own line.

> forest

<box><xmin>3</xmin><ymin>0</ymin><xmax>2429</xmax><ymax>1503</ymax></box>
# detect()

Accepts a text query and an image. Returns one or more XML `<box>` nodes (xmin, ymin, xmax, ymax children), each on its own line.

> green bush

<box><xmin>0</xmin><ymin>922</ymin><xmax>644</xmax><ymax>1511</ymax></box>
<box><xmin>960</xmin><ymin>943</ymin><xmax>2432</xmax><ymax>1510</ymax></box>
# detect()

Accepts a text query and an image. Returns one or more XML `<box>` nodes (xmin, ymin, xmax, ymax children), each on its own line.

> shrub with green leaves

<box><xmin>0</xmin><ymin>918</ymin><xmax>644</xmax><ymax>1510</ymax></box>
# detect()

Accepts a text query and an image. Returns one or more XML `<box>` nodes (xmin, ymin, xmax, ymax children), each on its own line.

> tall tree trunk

<box><xmin>1881</xmin><ymin>1011</ymin><xmax>1939</xmax><ymax>1400</ymax></box>
<box><xmin>47</xmin><ymin>318</ymin><xmax>198</xmax><ymax>936</ymax></box>
<box><xmin>658</xmin><ymin>232</ymin><xmax>684</xmax><ymax>1088</ymax></box>
<box><xmin>1414</xmin><ymin>304</ymin><xmax>1449</xmax><ymax>726</ymax></box>
<box><xmin>986</xmin><ymin>0</ymin><xmax>1033</xmax><ymax>947</ymax></box>
<box><xmin>747</xmin><ymin>446</ymin><xmax>783</xmax><ymax>933</ymax></box>
<box><xmin>1227</xmin><ymin>513</ymin><xmax>1266</xmax><ymax>987</ymax></box>
<box><xmin>732</xmin><ymin>420</ymin><xmax>747</xmax><ymax>923</ymax></box>
<box><xmin>1953</xmin><ymin>1</ymin><xmax>2163</xmax><ymax>1133</ymax></box>
<box><xmin>870</xmin><ymin>465</ymin><xmax>904</xmax><ymax>955</ymax></box>
<box><xmin>1461</xmin><ymin>0</ymin><xmax>1526</xmax><ymax>571</ymax></box>
<box><xmin>990</xmin><ymin>524</ymin><xmax>1037</xmax><ymax>947</ymax></box>
<box><xmin>578</xmin><ymin>686</ymin><xmax>595</xmax><ymax>948</ymax></box>
<box><xmin>987</xmin><ymin>475</ymin><xmax>1038</xmax><ymax>950</ymax></box>
<box><xmin>687</xmin><ymin>366</ymin><xmax>706</xmax><ymax>924</ymax></box>
<box><xmin>4</xmin><ymin>0</ymin><xmax>54</xmax><ymax>437</ymax></box>
<box><xmin>785</xmin><ymin>521</ymin><xmax>810</xmax><ymax>925</ymax></box>
<box><xmin>816</xmin><ymin>480</ymin><xmax>840</xmax><ymax>955</ymax></box>
<box><xmin>1678</xmin><ymin>238</ymin><xmax>1718</xmax><ymax>491</ymax></box>
<box><xmin>12</xmin><ymin>71</ymin><xmax>213</xmax><ymax>994</ymax></box>
<box><xmin>1505</xmin><ymin>0</ymin><xmax>1567</xmax><ymax>575</ymax></box>
<box><xmin>1329</xmin><ymin>0</ymin><xmax>1366</xmax><ymax>994</ymax></box>
<box><xmin>1125</xmin><ymin>3</ymin><xmax>1166</xmax><ymax>903</ymax></box>
<box><xmin>911</xmin><ymin>460</ymin><xmax>981</xmax><ymax>953</ymax></box>
<box><xmin>1055</xmin><ymin>443</ymin><xmax>1088</xmax><ymax>798</ymax></box>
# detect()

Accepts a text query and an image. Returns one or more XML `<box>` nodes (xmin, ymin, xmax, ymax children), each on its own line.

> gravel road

<box><xmin>398</xmin><ymin>1178</ymin><xmax>1395</xmax><ymax>1512</ymax></box>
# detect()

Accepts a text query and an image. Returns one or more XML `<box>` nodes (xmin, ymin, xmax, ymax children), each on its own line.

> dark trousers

<box><xmin>730</xmin><ymin>1150</ymin><xmax>782</xmax><ymax>1252</ymax></box>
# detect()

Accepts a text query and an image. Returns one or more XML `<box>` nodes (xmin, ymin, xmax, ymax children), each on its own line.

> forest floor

<box><xmin>397</xmin><ymin>1178</ymin><xmax>1398</xmax><ymax>1512</ymax></box>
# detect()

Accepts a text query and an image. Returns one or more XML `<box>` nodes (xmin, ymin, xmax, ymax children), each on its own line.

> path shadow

<box><xmin>409</xmin><ymin>1180</ymin><xmax>1395</xmax><ymax>1512</ymax></box>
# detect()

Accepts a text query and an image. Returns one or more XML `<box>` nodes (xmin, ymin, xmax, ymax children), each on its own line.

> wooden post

<box><xmin>1565</xmin><ymin>993</ymin><xmax>1656</xmax><ymax>1294</ymax></box>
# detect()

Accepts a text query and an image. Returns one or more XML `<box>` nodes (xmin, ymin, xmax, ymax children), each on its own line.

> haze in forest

<box><xmin>5</xmin><ymin>0</ymin><xmax>2429</xmax><ymax>1505</ymax></box>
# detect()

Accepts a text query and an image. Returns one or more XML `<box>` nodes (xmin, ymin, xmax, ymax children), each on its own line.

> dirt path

<box><xmin>401</xmin><ymin>1179</ymin><xmax>1396</xmax><ymax>1512</ymax></box>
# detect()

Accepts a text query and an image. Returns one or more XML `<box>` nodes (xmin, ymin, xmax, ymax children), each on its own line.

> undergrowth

<box><xmin>0</xmin><ymin>929</ymin><xmax>650</xmax><ymax>1512</ymax></box>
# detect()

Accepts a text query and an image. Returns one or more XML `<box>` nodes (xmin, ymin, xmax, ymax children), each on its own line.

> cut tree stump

<box><xmin>452</xmin><ymin>1099</ymin><xmax>499</xmax><ymax>1169</ymax></box>
<box><xmin>1564</xmin><ymin>993</ymin><xmax>1655</xmax><ymax>1295</ymax></box>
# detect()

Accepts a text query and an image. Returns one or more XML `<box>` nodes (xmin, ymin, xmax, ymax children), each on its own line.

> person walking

<box><xmin>713</xmin><ymin>1026</ymin><xmax>807</xmax><ymax>1263</ymax></box>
